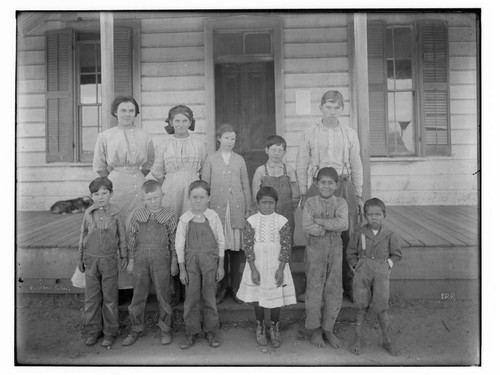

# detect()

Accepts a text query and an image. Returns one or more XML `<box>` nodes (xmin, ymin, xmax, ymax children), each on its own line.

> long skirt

<box><xmin>162</xmin><ymin>169</ymin><xmax>199</xmax><ymax>220</ymax></box>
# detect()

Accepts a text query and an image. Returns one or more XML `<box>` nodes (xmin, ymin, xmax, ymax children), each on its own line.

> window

<box><xmin>77</xmin><ymin>33</ymin><xmax>102</xmax><ymax>162</ymax></box>
<box><xmin>367</xmin><ymin>21</ymin><xmax>450</xmax><ymax>157</ymax></box>
<box><xmin>214</xmin><ymin>31</ymin><xmax>272</xmax><ymax>60</ymax></box>
<box><xmin>46</xmin><ymin>27</ymin><xmax>133</xmax><ymax>163</ymax></box>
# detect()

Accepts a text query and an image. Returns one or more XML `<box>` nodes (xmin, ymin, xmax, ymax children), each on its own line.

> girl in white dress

<box><xmin>237</xmin><ymin>186</ymin><xmax>296</xmax><ymax>348</ymax></box>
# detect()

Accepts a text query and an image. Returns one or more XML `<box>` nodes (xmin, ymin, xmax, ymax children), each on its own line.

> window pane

<box><xmin>245</xmin><ymin>33</ymin><xmax>271</xmax><ymax>55</ymax></box>
<box><xmin>81</xmin><ymin>127</ymin><xmax>99</xmax><ymax>162</ymax></box>
<box><xmin>79</xmin><ymin>44</ymin><xmax>97</xmax><ymax>73</ymax></box>
<box><xmin>393</xmin><ymin>27</ymin><xmax>412</xmax><ymax>59</ymax></box>
<box><xmin>81</xmin><ymin>106</ymin><xmax>99</xmax><ymax>127</ymax></box>
<box><xmin>395</xmin><ymin>59</ymin><xmax>412</xmax><ymax>90</ymax></box>
<box><xmin>80</xmin><ymin>105</ymin><xmax>101</xmax><ymax>162</ymax></box>
<box><xmin>387</xmin><ymin>59</ymin><xmax>395</xmax><ymax>90</ymax></box>
<box><xmin>80</xmin><ymin>75</ymin><xmax>97</xmax><ymax>104</ymax></box>
<box><xmin>388</xmin><ymin>91</ymin><xmax>415</xmax><ymax>155</ymax></box>
<box><xmin>97</xmin><ymin>74</ymin><xmax>102</xmax><ymax>103</ymax></box>
<box><xmin>214</xmin><ymin>32</ymin><xmax>243</xmax><ymax>58</ymax></box>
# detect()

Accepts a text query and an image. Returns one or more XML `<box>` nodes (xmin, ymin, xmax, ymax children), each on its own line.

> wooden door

<box><xmin>215</xmin><ymin>62</ymin><xmax>276</xmax><ymax>180</ymax></box>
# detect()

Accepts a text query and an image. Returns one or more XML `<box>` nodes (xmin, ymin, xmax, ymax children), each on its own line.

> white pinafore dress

<box><xmin>237</xmin><ymin>213</ymin><xmax>296</xmax><ymax>308</ymax></box>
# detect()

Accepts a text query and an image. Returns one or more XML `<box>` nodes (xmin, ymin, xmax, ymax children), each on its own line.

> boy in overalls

<box><xmin>78</xmin><ymin>177</ymin><xmax>128</xmax><ymax>347</ymax></box>
<box><xmin>176</xmin><ymin>180</ymin><xmax>225</xmax><ymax>349</ymax></box>
<box><xmin>252</xmin><ymin>135</ymin><xmax>300</xmax><ymax>238</ymax></box>
<box><xmin>122</xmin><ymin>180</ymin><xmax>178</xmax><ymax>346</ymax></box>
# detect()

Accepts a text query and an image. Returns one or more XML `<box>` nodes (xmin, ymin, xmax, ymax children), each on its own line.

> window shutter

<box><xmin>46</xmin><ymin>29</ymin><xmax>74</xmax><ymax>162</ymax></box>
<box><xmin>367</xmin><ymin>21</ymin><xmax>388</xmax><ymax>156</ymax></box>
<box><xmin>113</xmin><ymin>27</ymin><xmax>133</xmax><ymax>97</ymax></box>
<box><xmin>418</xmin><ymin>22</ymin><xmax>450</xmax><ymax>156</ymax></box>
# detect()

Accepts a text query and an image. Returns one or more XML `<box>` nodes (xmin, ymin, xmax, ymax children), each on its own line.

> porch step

<box><xmin>118</xmin><ymin>290</ymin><xmax>357</xmax><ymax>323</ymax></box>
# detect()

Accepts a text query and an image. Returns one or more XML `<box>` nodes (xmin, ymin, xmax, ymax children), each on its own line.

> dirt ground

<box><xmin>15</xmin><ymin>293</ymin><xmax>479</xmax><ymax>366</ymax></box>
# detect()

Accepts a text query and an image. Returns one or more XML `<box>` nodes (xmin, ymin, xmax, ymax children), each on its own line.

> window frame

<box><xmin>45</xmin><ymin>19</ymin><xmax>140</xmax><ymax>164</ymax></box>
<box><xmin>351</xmin><ymin>19</ymin><xmax>451</xmax><ymax>158</ymax></box>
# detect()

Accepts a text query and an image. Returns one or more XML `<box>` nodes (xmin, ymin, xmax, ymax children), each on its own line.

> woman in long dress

<box><xmin>72</xmin><ymin>96</ymin><xmax>154</xmax><ymax>289</ymax></box>
<box><xmin>149</xmin><ymin>105</ymin><xmax>207</xmax><ymax>219</ymax></box>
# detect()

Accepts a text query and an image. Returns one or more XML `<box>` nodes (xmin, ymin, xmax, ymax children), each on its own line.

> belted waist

<box><xmin>359</xmin><ymin>251</ymin><xmax>387</xmax><ymax>263</ymax></box>
<box><xmin>185</xmin><ymin>247</ymin><xmax>218</xmax><ymax>253</ymax></box>
<box><xmin>112</xmin><ymin>166</ymin><xmax>141</xmax><ymax>174</ymax></box>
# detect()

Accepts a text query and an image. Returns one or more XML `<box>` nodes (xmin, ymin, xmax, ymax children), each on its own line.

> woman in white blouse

<box><xmin>93</xmin><ymin>96</ymin><xmax>155</xmax><ymax>227</ymax></box>
<box><xmin>149</xmin><ymin>105</ymin><xmax>207</xmax><ymax>220</ymax></box>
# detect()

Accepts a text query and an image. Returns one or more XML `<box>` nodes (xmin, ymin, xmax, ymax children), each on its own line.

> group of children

<box><xmin>78</xmin><ymin>113</ymin><xmax>402</xmax><ymax>357</ymax></box>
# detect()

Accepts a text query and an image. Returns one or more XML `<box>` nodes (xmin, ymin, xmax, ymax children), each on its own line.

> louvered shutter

<box><xmin>367</xmin><ymin>21</ymin><xmax>388</xmax><ymax>156</ymax></box>
<box><xmin>419</xmin><ymin>22</ymin><xmax>450</xmax><ymax>156</ymax></box>
<box><xmin>46</xmin><ymin>29</ymin><xmax>74</xmax><ymax>162</ymax></box>
<box><xmin>113</xmin><ymin>27</ymin><xmax>133</xmax><ymax>97</ymax></box>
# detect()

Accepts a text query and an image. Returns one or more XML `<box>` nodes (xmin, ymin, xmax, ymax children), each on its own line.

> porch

<box><xmin>16</xmin><ymin>205</ymin><xmax>479</xmax><ymax>300</ymax></box>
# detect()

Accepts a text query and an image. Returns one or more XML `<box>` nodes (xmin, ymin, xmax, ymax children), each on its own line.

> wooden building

<box><xmin>16</xmin><ymin>11</ymin><xmax>479</xmax><ymax>299</ymax></box>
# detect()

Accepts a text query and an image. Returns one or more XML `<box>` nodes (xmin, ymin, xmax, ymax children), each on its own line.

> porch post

<box><xmin>353</xmin><ymin>13</ymin><xmax>371</xmax><ymax>200</ymax></box>
<box><xmin>100</xmin><ymin>12</ymin><xmax>114</xmax><ymax>130</ymax></box>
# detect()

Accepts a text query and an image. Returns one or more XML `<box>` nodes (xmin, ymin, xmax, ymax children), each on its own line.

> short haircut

<box><xmin>188</xmin><ymin>179</ymin><xmax>211</xmax><ymax>196</ymax></box>
<box><xmin>111</xmin><ymin>96</ymin><xmax>140</xmax><ymax>117</ymax></box>
<box><xmin>266</xmin><ymin>135</ymin><xmax>287</xmax><ymax>151</ymax></box>
<box><xmin>256</xmin><ymin>186</ymin><xmax>279</xmax><ymax>203</ymax></box>
<box><xmin>89</xmin><ymin>176</ymin><xmax>113</xmax><ymax>194</ymax></box>
<box><xmin>364</xmin><ymin>197</ymin><xmax>386</xmax><ymax>215</ymax></box>
<box><xmin>216</xmin><ymin>123</ymin><xmax>237</xmax><ymax>139</ymax></box>
<box><xmin>320</xmin><ymin>90</ymin><xmax>344</xmax><ymax>108</ymax></box>
<box><xmin>142</xmin><ymin>180</ymin><xmax>162</xmax><ymax>194</ymax></box>
<box><xmin>316</xmin><ymin>167</ymin><xmax>338</xmax><ymax>183</ymax></box>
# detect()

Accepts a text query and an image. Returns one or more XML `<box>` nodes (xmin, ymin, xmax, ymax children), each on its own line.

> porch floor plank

<box><xmin>36</xmin><ymin>216</ymin><xmax>84</xmax><ymax>246</ymax></box>
<box><xmin>17</xmin><ymin>206</ymin><xmax>478</xmax><ymax>250</ymax></box>
<box><xmin>398</xmin><ymin>206</ymin><xmax>470</xmax><ymax>246</ymax></box>
<box><xmin>430</xmin><ymin>205</ymin><xmax>479</xmax><ymax>232</ymax></box>
<box><xmin>16</xmin><ymin>213</ymin><xmax>72</xmax><ymax>243</ymax></box>
<box><xmin>408</xmin><ymin>206</ymin><xmax>477</xmax><ymax>246</ymax></box>
<box><xmin>385</xmin><ymin>207</ymin><xmax>454</xmax><ymax>247</ymax></box>
<box><xmin>23</xmin><ymin>217</ymin><xmax>82</xmax><ymax>248</ymax></box>
<box><xmin>383</xmin><ymin>216</ymin><xmax>424</xmax><ymax>247</ymax></box>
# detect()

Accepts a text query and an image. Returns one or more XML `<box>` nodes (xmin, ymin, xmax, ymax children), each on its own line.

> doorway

<box><xmin>215</xmin><ymin>61</ymin><xmax>276</xmax><ymax>180</ymax></box>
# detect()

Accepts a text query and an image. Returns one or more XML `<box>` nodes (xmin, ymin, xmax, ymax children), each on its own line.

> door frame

<box><xmin>204</xmin><ymin>15</ymin><xmax>284</xmax><ymax>153</ymax></box>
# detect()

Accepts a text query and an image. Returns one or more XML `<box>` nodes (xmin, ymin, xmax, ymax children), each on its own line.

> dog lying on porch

<box><xmin>50</xmin><ymin>197</ymin><xmax>94</xmax><ymax>214</ymax></box>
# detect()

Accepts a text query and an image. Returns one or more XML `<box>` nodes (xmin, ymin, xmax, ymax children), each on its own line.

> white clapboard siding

<box><xmin>140</xmin><ymin>16</ymin><xmax>206</xmax><ymax>142</ymax></box>
<box><xmin>15</xmin><ymin>12</ymin><xmax>479</xmax><ymax>210</ymax></box>
<box><xmin>281</xmin><ymin>13</ymin><xmax>350</xmax><ymax>171</ymax></box>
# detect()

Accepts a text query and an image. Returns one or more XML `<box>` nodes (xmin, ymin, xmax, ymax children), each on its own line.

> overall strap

<box><xmin>340</xmin><ymin>126</ymin><xmax>351</xmax><ymax>178</ymax></box>
<box><xmin>264</xmin><ymin>163</ymin><xmax>270</xmax><ymax>176</ymax></box>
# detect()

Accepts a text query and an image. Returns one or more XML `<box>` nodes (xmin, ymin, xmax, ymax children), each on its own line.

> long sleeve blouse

<box><xmin>93</xmin><ymin>126</ymin><xmax>154</xmax><ymax>173</ymax></box>
<box><xmin>296</xmin><ymin>122</ymin><xmax>363</xmax><ymax>196</ymax></box>
<box><xmin>242</xmin><ymin>212</ymin><xmax>292</xmax><ymax>263</ymax></box>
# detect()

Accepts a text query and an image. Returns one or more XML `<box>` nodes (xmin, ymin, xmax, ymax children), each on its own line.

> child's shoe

<box><xmin>122</xmin><ymin>330</ymin><xmax>142</xmax><ymax>346</ymax></box>
<box><xmin>269</xmin><ymin>322</ymin><xmax>282</xmax><ymax>348</ymax></box>
<box><xmin>255</xmin><ymin>321</ymin><xmax>268</xmax><ymax>346</ymax></box>
<box><xmin>101</xmin><ymin>335</ymin><xmax>115</xmax><ymax>347</ymax></box>
<box><xmin>161</xmin><ymin>331</ymin><xmax>173</xmax><ymax>345</ymax></box>
<box><xmin>180</xmin><ymin>334</ymin><xmax>196</xmax><ymax>349</ymax></box>
<box><xmin>206</xmin><ymin>331</ymin><xmax>220</xmax><ymax>348</ymax></box>
<box><xmin>85</xmin><ymin>332</ymin><xmax>101</xmax><ymax>346</ymax></box>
